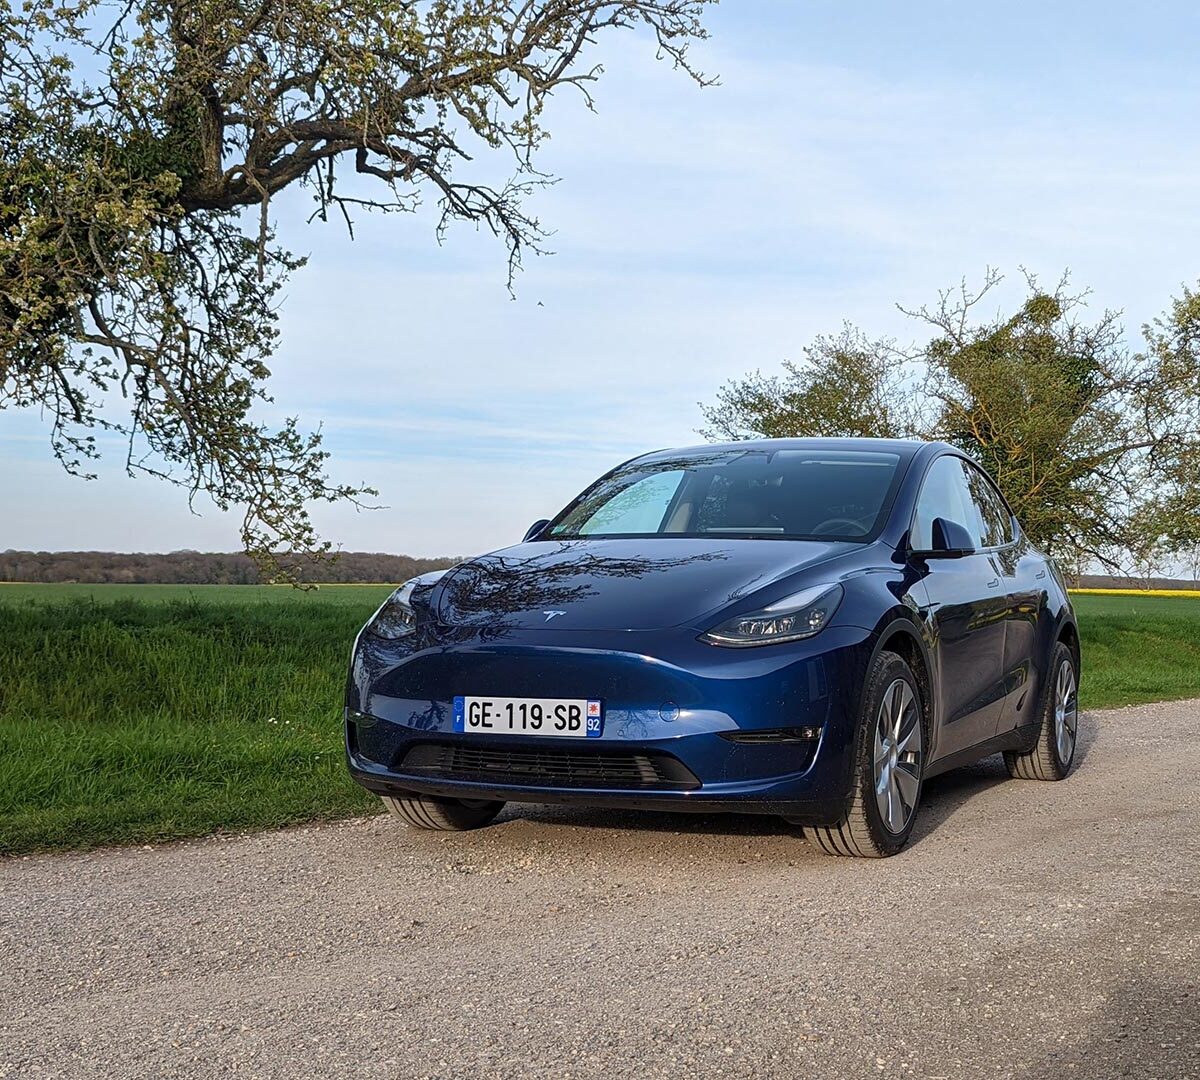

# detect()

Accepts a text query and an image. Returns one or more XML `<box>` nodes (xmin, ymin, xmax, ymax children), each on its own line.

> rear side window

<box><xmin>912</xmin><ymin>456</ymin><xmax>982</xmax><ymax>549</ymax></box>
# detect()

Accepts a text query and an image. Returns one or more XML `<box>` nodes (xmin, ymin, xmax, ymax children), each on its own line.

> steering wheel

<box><xmin>811</xmin><ymin>516</ymin><xmax>869</xmax><ymax>537</ymax></box>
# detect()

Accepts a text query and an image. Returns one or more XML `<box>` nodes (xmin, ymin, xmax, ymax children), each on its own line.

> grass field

<box><xmin>0</xmin><ymin>582</ymin><xmax>395</xmax><ymax>604</ymax></box>
<box><xmin>0</xmin><ymin>585</ymin><xmax>391</xmax><ymax>856</ymax></box>
<box><xmin>2</xmin><ymin>583</ymin><xmax>1198</xmax><ymax>855</ymax></box>
<box><xmin>1067</xmin><ymin>592</ymin><xmax>1200</xmax><ymax>708</ymax></box>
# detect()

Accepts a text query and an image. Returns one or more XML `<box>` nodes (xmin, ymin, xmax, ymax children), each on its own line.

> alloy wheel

<box><xmin>873</xmin><ymin>678</ymin><xmax>923</xmax><ymax>834</ymax></box>
<box><xmin>1054</xmin><ymin>660</ymin><xmax>1078</xmax><ymax>765</ymax></box>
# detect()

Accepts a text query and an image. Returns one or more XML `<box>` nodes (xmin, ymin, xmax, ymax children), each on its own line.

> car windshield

<box><xmin>547</xmin><ymin>448</ymin><xmax>904</xmax><ymax>542</ymax></box>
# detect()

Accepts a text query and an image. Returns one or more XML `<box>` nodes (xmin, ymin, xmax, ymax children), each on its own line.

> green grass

<box><xmin>1070</xmin><ymin>593</ymin><xmax>1200</xmax><ymax>708</ymax></box>
<box><xmin>1</xmin><ymin>584</ymin><xmax>1197</xmax><ymax>855</ymax></box>
<box><xmin>0</xmin><ymin>586</ymin><xmax>391</xmax><ymax>855</ymax></box>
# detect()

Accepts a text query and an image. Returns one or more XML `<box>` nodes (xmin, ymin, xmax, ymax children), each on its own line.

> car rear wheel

<box><xmin>1003</xmin><ymin>641</ymin><xmax>1078</xmax><ymax>781</ymax></box>
<box><xmin>802</xmin><ymin>651</ymin><xmax>926</xmax><ymax>858</ymax></box>
<box><xmin>380</xmin><ymin>794</ymin><xmax>505</xmax><ymax>830</ymax></box>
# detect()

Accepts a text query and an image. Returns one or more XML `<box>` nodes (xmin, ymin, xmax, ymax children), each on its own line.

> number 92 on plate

<box><xmin>453</xmin><ymin>696</ymin><xmax>603</xmax><ymax>738</ymax></box>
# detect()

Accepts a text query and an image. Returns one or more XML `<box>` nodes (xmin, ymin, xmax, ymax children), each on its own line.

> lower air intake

<box><xmin>400</xmin><ymin>743</ymin><xmax>700</xmax><ymax>790</ymax></box>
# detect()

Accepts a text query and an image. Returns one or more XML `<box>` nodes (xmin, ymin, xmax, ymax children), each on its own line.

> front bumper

<box><xmin>345</xmin><ymin>624</ymin><xmax>874</xmax><ymax>825</ymax></box>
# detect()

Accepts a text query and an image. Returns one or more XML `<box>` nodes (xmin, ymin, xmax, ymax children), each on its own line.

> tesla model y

<box><xmin>345</xmin><ymin>439</ymin><xmax>1080</xmax><ymax>857</ymax></box>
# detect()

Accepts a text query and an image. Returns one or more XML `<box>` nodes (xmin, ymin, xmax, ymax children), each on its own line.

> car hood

<box><xmin>434</xmin><ymin>538</ymin><xmax>849</xmax><ymax>631</ymax></box>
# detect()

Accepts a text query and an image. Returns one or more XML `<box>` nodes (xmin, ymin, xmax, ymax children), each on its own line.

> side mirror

<box><xmin>523</xmin><ymin>518</ymin><xmax>551</xmax><ymax>543</ymax></box>
<box><xmin>913</xmin><ymin>517</ymin><xmax>976</xmax><ymax>559</ymax></box>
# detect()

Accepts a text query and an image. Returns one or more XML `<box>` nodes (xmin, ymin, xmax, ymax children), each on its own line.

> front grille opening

<box><xmin>400</xmin><ymin>743</ymin><xmax>700</xmax><ymax>790</ymax></box>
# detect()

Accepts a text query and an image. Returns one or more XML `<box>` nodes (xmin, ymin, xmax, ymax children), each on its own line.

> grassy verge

<box><xmin>1070</xmin><ymin>593</ymin><xmax>1200</xmax><ymax>708</ymax></box>
<box><xmin>1</xmin><ymin>585</ymin><xmax>1197</xmax><ymax>855</ymax></box>
<box><xmin>0</xmin><ymin>587</ymin><xmax>390</xmax><ymax>855</ymax></box>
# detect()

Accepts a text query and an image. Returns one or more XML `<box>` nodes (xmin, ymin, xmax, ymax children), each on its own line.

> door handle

<box><xmin>1036</xmin><ymin>570</ymin><xmax>1046</xmax><ymax>580</ymax></box>
<box><xmin>986</xmin><ymin>578</ymin><xmax>1000</xmax><ymax>589</ymax></box>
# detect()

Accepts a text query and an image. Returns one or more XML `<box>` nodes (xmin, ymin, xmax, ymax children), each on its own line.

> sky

<box><xmin>5</xmin><ymin>0</ymin><xmax>1200</xmax><ymax>557</ymax></box>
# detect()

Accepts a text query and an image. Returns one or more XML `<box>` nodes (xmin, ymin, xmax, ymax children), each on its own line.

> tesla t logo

<box><xmin>543</xmin><ymin>610</ymin><xmax>566</xmax><ymax>622</ymax></box>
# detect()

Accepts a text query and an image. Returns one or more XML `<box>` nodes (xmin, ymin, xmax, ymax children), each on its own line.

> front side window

<box><xmin>548</xmin><ymin>449</ymin><xmax>903</xmax><ymax>542</ymax></box>
<box><xmin>911</xmin><ymin>456</ymin><xmax>982</xmax><ymax>549</ymax></box>
<box><xmin>962</xmin><ymin>463</ymin><xmax>1014</xmax><ymax>547</ymax></box>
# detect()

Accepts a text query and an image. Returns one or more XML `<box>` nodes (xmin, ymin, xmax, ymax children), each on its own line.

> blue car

<box><xmin>346</xmin><ymin>438</ymin><xmax>1080</xmax><ymax>857</ymax></box>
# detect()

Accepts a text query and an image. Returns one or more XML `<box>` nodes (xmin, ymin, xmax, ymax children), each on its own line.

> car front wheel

<box><xmin>802</xmin><ymin>650</ymin><xmax>926</xmax><ymax>858</ymax></box>
<box><xmin>381</xmin><ymin>794</ymin><xmax>505</xmax><ymax>831</ymax></box>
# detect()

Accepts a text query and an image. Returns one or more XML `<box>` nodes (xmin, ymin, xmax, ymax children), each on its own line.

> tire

<box><xmin>1004</xmin><ymin>641</ymin><xmax>1078</xmax><ymax>781</ymax></box>
<box><xmin>380</xmin><ymin>794</ymin><xmax>505</xmax><ymax>831</ymax></box>
<box><xmin>802</xmin><ymin>651</ymin><xmax>926</xmax><ymax>858</ymax></box>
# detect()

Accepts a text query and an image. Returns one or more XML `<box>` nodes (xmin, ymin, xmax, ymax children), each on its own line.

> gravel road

<box><xmin>3</xmin><ymin>699</ymin><xmax>1199</xmax><ymax>1080</ymax></box>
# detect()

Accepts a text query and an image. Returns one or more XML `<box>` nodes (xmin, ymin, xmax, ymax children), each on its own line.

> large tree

<box><xmin>702</xmin><ymin>271</ymin><xmax>1200</xmax><ymax>573</ymax></box>
<box><xmin>1</xmin><ymin>0</ymin><xmax>712</xmax><ymax>579</ymax></box>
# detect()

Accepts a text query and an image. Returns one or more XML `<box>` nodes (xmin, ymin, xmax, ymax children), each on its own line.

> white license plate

<box><xmin>453</xmin><ymin>696</ymin><xmax>603</xmax><ymax>738</ymax></box>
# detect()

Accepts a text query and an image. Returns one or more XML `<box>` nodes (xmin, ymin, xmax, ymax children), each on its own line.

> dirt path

<box><xmin>3</xmin><ymin>699</ymin><xmax>1198</xmax><ymax>1079</ymax></box>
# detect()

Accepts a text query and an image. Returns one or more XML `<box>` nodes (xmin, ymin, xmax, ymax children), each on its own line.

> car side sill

<box><xmin>925</xmin><ymin>724</ymin><xmax>1039</xmax><ymax>780</ymax></box>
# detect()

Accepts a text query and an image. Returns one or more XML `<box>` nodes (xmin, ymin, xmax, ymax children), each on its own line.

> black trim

<box><xmin>924</xmin><ymin>724</ymin><xmax>1039</xmax><ymax>779</ymax></box>
<box><xmin>399</xmin><ymin>742</ymin><xmax>701</xmax><ymax>791</ymax></box>
<box><xmin>350</xmin><ymin>765</ymin><xmax>845</xmax><ymax>823</ymax></box>
<box><xmin>720</xmin><ymin>727</ymin><xmax>821</xmax><ymax>745</ymax></box>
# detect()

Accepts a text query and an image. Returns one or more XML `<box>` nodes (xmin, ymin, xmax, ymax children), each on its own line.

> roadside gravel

<box><xmin>2</xmin><ymin>699</ymin><xmax>1198</xmax><ymax>1079</ymax></box>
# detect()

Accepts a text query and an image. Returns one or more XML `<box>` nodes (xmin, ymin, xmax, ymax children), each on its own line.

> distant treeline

<box><xmin>1077</xmin><ymin>574</ymin><xmax>1198</xmax><ymax>591</ymax></box>
<box><xmin>0</xmin><ymin>551</ymin><xmax>458</xmax><ymax>585</ymax></box>
<box><xmin>2</xmin><ymin>550</ymin><xmax>1195</xmax><ymax>590</ymax></box>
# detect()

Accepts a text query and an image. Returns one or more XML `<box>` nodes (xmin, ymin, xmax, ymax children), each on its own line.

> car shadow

<box><xmin>892</xmin><ymin>707</ymin><xmax>1099</xmax><ymax>849</ymax></box>
<box><xmin>493</xmin><ymin>710</ymin><xmax>1099</xmax><ymax>850</ymax></box>
<box><xmin>508</xmin><ymin>801</ymin><xmax>792</xmax><ymax>839</ymax></box>
<box><xmin>905</xmin><ymin>755</ymin><xmax>1011</xmax><ymax>846</ymax></box>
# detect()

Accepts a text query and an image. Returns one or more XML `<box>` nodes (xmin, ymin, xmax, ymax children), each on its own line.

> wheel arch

<box><xmin>1056</xmin><ymin>617</ymin><xmax>1081</xmax><ymax>677</ymax></box>
<box><xmin>871</xmin><ymin>616</ymin><xmax>936</xmax><ymax>747</ymax></box>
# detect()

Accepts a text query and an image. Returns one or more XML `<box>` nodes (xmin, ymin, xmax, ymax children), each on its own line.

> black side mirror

<box><xmin>913</xmin><ymin>517</ymin><xmax>976</xmax><ymax>559</ymax></box>
<box><xmin>523</xmin><ymin>518</ymin><xmax>551</xmax><ymax>543</ymax></box>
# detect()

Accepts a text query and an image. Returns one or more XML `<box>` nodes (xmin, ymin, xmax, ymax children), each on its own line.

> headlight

<box><xmin>701</xmin><ymin>583</ymin><xmax>843</xmax><ymax>648</ymax></box>
<box><xmin>365</xmin><ymin>570</ymin><xmax>448</xmax><ymax>640</ymax></box>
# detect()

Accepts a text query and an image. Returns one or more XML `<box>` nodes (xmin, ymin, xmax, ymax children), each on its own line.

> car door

<box><xmin>963</xmin><ymin>464</ymin><xmax>1048</xmax><ymax>735</ymax></box>
<box><xmin>910</xmin><ymin>455</ymin><xmax>1009</xmax><ymax>761</ymax></box>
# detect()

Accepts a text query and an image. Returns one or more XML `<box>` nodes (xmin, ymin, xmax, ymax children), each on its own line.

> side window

<box><xmin>962</xmin><ymin>463</ymin><xmax>1013</xmax><ymax>548</ymax></box>
<box><xmin>912</xmin><ymin>456</ymin><xmax>982</xmax><ymax>549</ymax></box>
<box><xmin>577</xmin><ymin>471</ymin><xmax>684</xmax><ymax>535</ymax></box>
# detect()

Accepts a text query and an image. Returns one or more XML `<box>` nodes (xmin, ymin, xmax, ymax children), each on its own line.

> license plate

<box><xmin>453</xmin><ymin>696</ymin><xmax>603</xmax><ymax>738</ymax></box>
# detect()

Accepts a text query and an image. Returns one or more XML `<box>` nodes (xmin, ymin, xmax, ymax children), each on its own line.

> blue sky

<box><xmin>5</xmin><ymin>1</ymin><xmax>1200</xmax><ymax>556</ymax></box>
